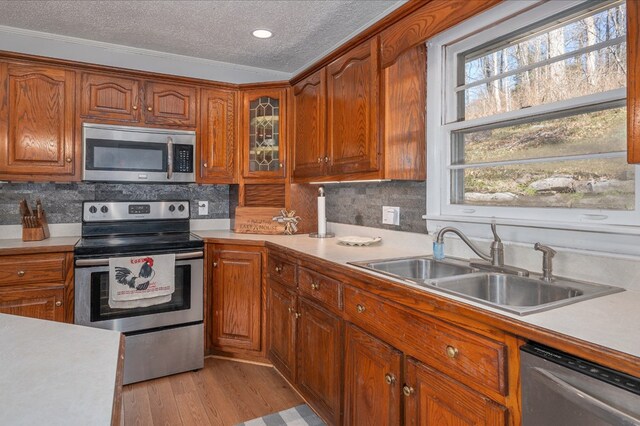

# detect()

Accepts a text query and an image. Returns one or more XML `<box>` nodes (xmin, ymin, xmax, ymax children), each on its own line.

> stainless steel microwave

<box><xmin>83</xmin><ymin>123</ymin><xmax>196</xmax><ymax>183</ymax></box>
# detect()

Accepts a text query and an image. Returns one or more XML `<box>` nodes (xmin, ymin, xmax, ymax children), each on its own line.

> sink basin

<box><xmin>427</xmin><ymin>273</ymin><xmax>623</xmax><ymax>315</ymax></box>
<box><xmin>349</xmin><ymin>256</ymin><xmax>475</xmax><ymax>283</ymax></box>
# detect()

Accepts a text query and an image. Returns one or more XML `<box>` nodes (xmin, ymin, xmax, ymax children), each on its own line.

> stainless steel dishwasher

<box><xmin>521</xmin><ymin>343</ymin><xmax>640</xmax><ymax>426</ymax></box>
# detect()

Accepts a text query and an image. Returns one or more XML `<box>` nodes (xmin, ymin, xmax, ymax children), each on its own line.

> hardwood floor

<box><xmin>123</xmin><ymin>357</ymin><xmax>304</xmax><ymax>426</ymax></box>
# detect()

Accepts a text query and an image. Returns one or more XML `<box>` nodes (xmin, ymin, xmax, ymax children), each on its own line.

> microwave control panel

<box><xmin>174</xmin><ymin>145</ymin><xmax>194</xmax><ymax>173</ymax></box>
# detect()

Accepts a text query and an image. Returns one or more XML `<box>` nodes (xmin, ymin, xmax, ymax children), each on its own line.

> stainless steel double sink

<box><xmin>348</xmin><ymin>257</ymin><xmax>623</xmax><ymax>315</ymax></box>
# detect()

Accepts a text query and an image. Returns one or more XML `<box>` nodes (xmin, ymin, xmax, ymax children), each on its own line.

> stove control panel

<box><xmin>83</xmin><ymin>201</ymin><xmax>190</xmax><ymax>222</ymax></box>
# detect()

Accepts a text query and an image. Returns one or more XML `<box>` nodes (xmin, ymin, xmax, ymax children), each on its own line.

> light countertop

<box><xmin>198</xmin><ymin>230</ymin><xmax>640</xmax><ymax>364</ymax></box>
<box><xmin>0</xmin><ymin>314</ymin><xmax>123</xmax><ymax>426</ymax></box>
<box><xmin>0</xmin><ymin>236</ymin><xmax>79</xmax><ymax>253</ymax></box>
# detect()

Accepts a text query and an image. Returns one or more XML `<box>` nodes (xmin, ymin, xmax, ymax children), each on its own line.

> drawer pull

<box><xmin>402</xmin><ymin>385</ymin><xmax>414</xmax><ymax>396</ymax></box>
<box><xmin>17</xmin><ymin>270</ymin><xmax>25</xmax><ymax>277</ymax></box>
<box><xmin>132</xmin><ymin>105</ymin><xmax>138</xmax><ymax>110</ymax></box>
<box><xmin>446</xmin><ymin>345</ymin><xmax>459</xmax><ymax>359</ymax></box>
<box><xmin>384</xmin><ymin>373</ymin><xmax>396</xmax><ymax>385</ymax></box>
<box><xmin>147</xmin><ymin>106</ymin><xmax>153</xmax><ymax>112</ymax></box>
<box><xmin>294</xmin><ymin>312</ymin><xmax>301</xmax><ymax>319</ymax></box>
<box><xmin>55</xmin><ymin>301</ymin><xmax>62</xmax><ymax>307</ymax></box>
<box><xmin>288</xmin><ymin>307</ymin><xmax>293</xmax><ymax>314</ymax></box>
<box><xmin>275</xmin><ymin>265</ymin><xmax>283</xmax><ymax>273</ymax></box>
<box><xmin>311</xmin><ymin>282</ymin><xmax>320</xmax><ymax>290</ymax></box>
<box><xmin>356</xmin><ymin>304</ymin><xmax>366</xmax><ymax>314</ymax></box>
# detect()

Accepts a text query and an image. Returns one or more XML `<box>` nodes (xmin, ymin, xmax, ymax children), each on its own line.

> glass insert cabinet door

<box><xmin>243</xmin><ymin>89</ymin><xmax>286</xmax><ymax>179</ymax></box>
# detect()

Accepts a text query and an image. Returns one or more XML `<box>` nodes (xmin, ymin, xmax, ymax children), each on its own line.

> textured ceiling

<box><xmin>0</xmin><ymin>0</ymin><xmax>405</xmax><ymax>74</ymax></box>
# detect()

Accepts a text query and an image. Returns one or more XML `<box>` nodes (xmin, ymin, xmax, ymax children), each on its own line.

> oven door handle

<box><xmin>75</xmin><ymin>250</ymin><xmax>203</xmax><ymax>267</ymax></box>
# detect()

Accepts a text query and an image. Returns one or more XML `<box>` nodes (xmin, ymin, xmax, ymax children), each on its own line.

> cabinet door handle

<box><xmin>17</xmin><ymin>270</ymin><xmax>25</xmax><ymax>277</ymax></box>
<box><xmin>288</xmin><ymin>307</ymin><xmax>293</xmax><ymax>314</ymax></box>
<box><xmin>203</xmin><ymin>162</ymin><xmax>208</xmax><ymax>168</ymax></box>
<box><xmin>275</xmin><ymin>265</ymin><xmax>283</xmax><ymax>273</ymax></box>
<box><xmin>356</xmin><ymin>304</ymin><xmax>366</xmax><ymax>313</ymax></box>
<box><xmin>384</xmin><ymin>373</ymin><xmax>396</xmax><ymax>385</ymax></box>
<box><xmin>294</xmin><ymin>312</ymin><xmax>301</xmax><ymax>319</ymax></box>
<box><xmin>147</xmin><ymin>106</ymin><xmax>153</xmax><ymax>112</ymax></box>
<box><xmin>317</xmin><ymin>157</ymin><xmax>322</xmax><ymax>163</ymax></box>
<box><xmin>65</xmin><ymin>157</ymin><xmax>72</xmax><ymax>163</ymax></box>
<box><xmin>402</xmin><ymin>385</ymin><xmax>414</xmax><ymax>396</ymax></box>
<box><xmin>213</xmin><ymin>262</ymin><xmax>218</xmax><ymax>267</ymax></box>
<box><xmin>311</xmin><ymin>282</ymin><xmax>320</xmax><ymax>290</ymax></box>
<box><xmin>324</xmin><ymin>156</ymin><xmax>329</xmax><ymax>163</ymax></box>
<box><xmin>445</xmin><ymin>345</ymin><xmax>459</xmax><ymax>359</ymax></box>
<box><xmin>55</xmin><ymin>301</ymin><xmax>62</xmax><ymax>307</ymax></box>
<box><xmin>132</xmin><ymin>105</ymin><xmax>138</xmax><ymax>110</ymax></box>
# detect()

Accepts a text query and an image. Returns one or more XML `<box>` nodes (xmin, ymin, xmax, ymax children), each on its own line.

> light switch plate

<box><xmin>382</xmin><ymin>206</ymin><xmax>400</xmax><ymax>225</ymax></box>
<box><xmin>198</xmin><ymin>201</ymin><xmax>208</xmax><ymax>216</ymax></box>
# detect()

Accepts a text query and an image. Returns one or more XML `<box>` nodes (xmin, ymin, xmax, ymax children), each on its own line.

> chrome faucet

<box><xmin>435</xmin><ymin>223</ymin><xmax>529</xmax><ymax>276</ymax></box>
<box><xmin>534</xmin><ymin>243</ymin><xmax>556</xmax><ymax>282</ymax></box>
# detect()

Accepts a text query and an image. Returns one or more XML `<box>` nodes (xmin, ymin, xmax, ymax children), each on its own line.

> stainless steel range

<box><xmin>74</xmin><ymin>200</ymin><xmax>204</xmax><ymax>384</ymax></box>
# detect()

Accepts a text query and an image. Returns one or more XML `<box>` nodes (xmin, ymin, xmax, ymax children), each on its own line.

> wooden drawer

<box><xmin>344</xmin><ymin>286</ymin><xmax>507</xmax><ymax>396</ymax></box>
<box><xmin>267</xmin><ymin>253</ymin><xmax>296</xmax><ymax>288</ymax></box>
<box><xmin>0</xmin><ymin>253</ymin><xmax>66</xmax><ymax>286</ymax></box>
<box><xmin>298</xmin><ymin>267</ymin><xmax>342</xmax><ymax>311</ymax></box>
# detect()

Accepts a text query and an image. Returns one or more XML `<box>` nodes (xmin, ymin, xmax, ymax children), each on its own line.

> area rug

<box><xmin>237</xmin><ymin>404</ymin><xmax>326</xmax><ymax>426</ymax></box>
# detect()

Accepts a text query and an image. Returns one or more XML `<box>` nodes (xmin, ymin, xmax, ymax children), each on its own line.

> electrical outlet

<box><xmin>198</xmin><ymin>201</ymin><xmax>208</xmax><ymax>216</ymax></box>
<box><xmin>382</xmin><ymin>206</ymin><xmax>400</xmax><ymax>225</ymax></box>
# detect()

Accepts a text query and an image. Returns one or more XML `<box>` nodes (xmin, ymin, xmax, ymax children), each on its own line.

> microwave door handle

<box><xmin>167</xmin><ymin>136</ymin><xmax>174</xmax><ymax>180</ymax></box>
<box><xmin>531</xmin><ymin>367</ymin><xmax>640</xmax><ymax>425</ymax></box>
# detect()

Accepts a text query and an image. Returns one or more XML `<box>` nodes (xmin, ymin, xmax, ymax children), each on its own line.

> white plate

<box><xmin>337</xmin><ymin>236</ymin><xmax>382</xmax><ymax>246</ymax></box>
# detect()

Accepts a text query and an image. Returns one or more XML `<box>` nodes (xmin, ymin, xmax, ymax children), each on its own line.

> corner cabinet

<box><xmin>209</xmin><ymin>244</ymin><xmax>264</xmax><ymax>356</ymax></box>
<box><xmin>198</xmin><ymin>88</ymin><xmax>237</xmax><ymax>183</ymax></box>
<box><xmin>0</xmin><ymin>62</ymin><xmax>77</xmax><ymax>181</ymax></box>
<box><xmin>241</xmin><ymin>88</ymin><xmax>287</xmax><ymax>180</ymax></box>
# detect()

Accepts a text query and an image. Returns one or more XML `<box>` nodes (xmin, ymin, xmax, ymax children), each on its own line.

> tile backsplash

<box><xmin>0</xmin><ymin>182</ymin><xmax>230</xmax><ymax>225</ymax></box>
<box><xmin>325</xmin><ymin>180</ymin><xmax>427</xmax><ymax>233</ymax></box>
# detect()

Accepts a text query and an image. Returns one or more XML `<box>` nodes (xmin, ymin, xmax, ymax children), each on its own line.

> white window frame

<box><xmin>426</xmin><ymin>0</ymin><xmax>640</xmax><ymax>254</ymax></box>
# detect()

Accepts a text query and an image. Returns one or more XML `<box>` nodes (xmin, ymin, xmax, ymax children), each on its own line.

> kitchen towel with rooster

<box><xmin>109</xmin><ymin>253</ymin><xmax>176</xmax><ymax>309</ymax></box>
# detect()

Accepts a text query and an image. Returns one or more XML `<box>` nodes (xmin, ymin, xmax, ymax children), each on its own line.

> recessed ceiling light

<box><xmin>252</xmin><ymin>29</ymin><xmax>273</xmax><ymax>39</ymax></box>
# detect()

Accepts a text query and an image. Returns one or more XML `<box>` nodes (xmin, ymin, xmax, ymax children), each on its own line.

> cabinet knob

<box><xmin>294</xmin><ymin>312</ymin><xmax>301</xmax><ymax>319</ymax></box>
<box><xmin>402</xmin><ymin>385</ymin><xmax>415</xmax><ymax>396</ymax></box>
<box><xmin>275</xmin><ymin>265</ymin><xmax>283</xmax><ymax>273</ymax></box>
<box><xmin>356</xmin><ymin>304</ymin><xmax>366</xmax><ymax>314</ymax></box>
<box><xmin>65</xmin><ymin>157</ymin><xmax>72</xmax><ymax>163</ymax></box>
<box><xmin>147</xmin><ymin>106</ymin><xmax>153</xmax><ymax>112</ymax></box>
<box><xmin>213</xmin><ymin>262</ymin><xmax>218</xmax><ymax>267</ymax></box>
<box><xmin>445</xmin><ymin>345</ymin><xmax>459</xmax><ymax>359</ymax></box>
<box><xmin>288</xmin><ymin>307</ymin><xmax>293</xmax><ymax>314</ymax></box>
<box><xmin>203</xmin><ymin>162</ymin><xmax>208</xmax><ymax>168</ymax></box>
<box><xmin>55</xmin><ymin>301</ymin><xmax>62</xmax><ymax>307</ymax></box>
<box><xmin>317</xmin><ymin>157</ymin><xmax>322</xmax><ymax>163</ymax></box>
<box><xmin>384</xmin><ymin>373</ymin><xmax>396</xmax><ymax>385</ymax></box>
<box><xmin>324</xmin><ymin>156</ymin><xmax>329</xmax><ymax>163</ymax></box>
<box><xmin>17</xmin><ymin>270</ymin><xmax>25</xmax><ymax>277</ymax></box>
<box><xmin>132</xmin><ymin>105</ymin><xmax>138</xmax><ymax>110</ymax></box>
<box><xmin>311</xmin><ymin>282</ymin><xmax>320</xmax><ymax>290</ymax></box>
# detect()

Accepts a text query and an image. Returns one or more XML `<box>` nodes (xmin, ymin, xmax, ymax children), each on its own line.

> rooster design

<box><xmin>115</xmin><ymin>257</ymin><xmax>156</xmax><ymax>291</ymax></box>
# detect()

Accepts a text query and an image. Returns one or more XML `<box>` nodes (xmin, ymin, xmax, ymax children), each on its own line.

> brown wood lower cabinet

<box><xmin>296</xmin><ymin>297</ymin><xmax>342</xmax><ymax>426</ymax></box>
<box><xmin>405</xmin><ymin>358</ymin><xmax>507</xmax><ymax>426</ymax></box>
<box><xmin>0</xmin><ymin>286</ymin><xmax>65</xmax><ymax>322</ymax></box>
<box><xmin>344</xmin><ymin>324</ymin><xmax>402</xmax><ymax>425</ymax></box>
<box><xmin>266</xmin><ymin>279</ymin><xmax>296</xmax><ymax>381</ymax></box>
<box><xmin>210</xmin><ymin>245</ymin><xmax>263</xmax><ymax>354</ymax></box>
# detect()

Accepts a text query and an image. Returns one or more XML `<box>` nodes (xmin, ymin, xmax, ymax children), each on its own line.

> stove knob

<box><xmin>89</xmin><ymin>206</ymin><xmax>97</xmax><ymax>214</ymax></box>
<box><xmin>178</xmin><ymin>204</ymin><xmax>185</xmax><ymax>212</ymax></box>
<box><xmin>100</xmin><ymin>206</ymin><xmax>109</xmax><ymax>214</ymax></box>
<box><xmin>169</xmin><ymin>205</ymin><xmax>176</xmax><ymax>212</ymax></box>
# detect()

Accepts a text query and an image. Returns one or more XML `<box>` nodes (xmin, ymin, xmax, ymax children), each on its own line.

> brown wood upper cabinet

<box><xmin>0</xmin><ymin>62</ymin><xmax>77</xmax><ymax>181</ymax></box>
<box><xmin>80</xmin><ymin>72</ymin><xmax>197</xmax><ymax>127</ymax></box>
<box><xmin>241</xmin><ymin>88</ymin><xmax>287</xmax><ymax>180</ymax></box>
<box><xmin>292</xmin><ymin>40</ymin><xmax>425</xmax><ymax>182</ymax></box>
<box><xmin>198</xmin><ymin>88</ymin><xmax>236</xmax><ymax>183</ymax></box>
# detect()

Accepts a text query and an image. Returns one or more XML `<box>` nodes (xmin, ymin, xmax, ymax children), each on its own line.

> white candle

<box><xmin>317</xmin><ymin>187</ymin><xmax>326</xmax><ymax>236</ymax></box>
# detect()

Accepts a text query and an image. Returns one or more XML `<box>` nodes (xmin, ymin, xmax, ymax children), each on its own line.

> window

<box><xmin>427</xmin><ymin>0</ymin><xmax>639</xmax><ymax>235</ymax></box>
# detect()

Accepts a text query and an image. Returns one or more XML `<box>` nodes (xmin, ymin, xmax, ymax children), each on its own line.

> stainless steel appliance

<box><xmin>83</xmin><ymin>123</ymin><xmax>195</xmax><ymax>183</ymax></box>
<box><xmin>74</xmin><ymin>200</ymin><xmax>204</xmax><ymax>384</ymax></box>
<box><xmin>521</xmin><ymin>343</ymin><xmax>640</xmax><ymax>425</ymax></box>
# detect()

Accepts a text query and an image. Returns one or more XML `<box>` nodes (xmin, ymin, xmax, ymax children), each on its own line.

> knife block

<box><xmin>22</xmin><ymin>212</ymin><xmax>51</xmax><ymax>242</ymax></box>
